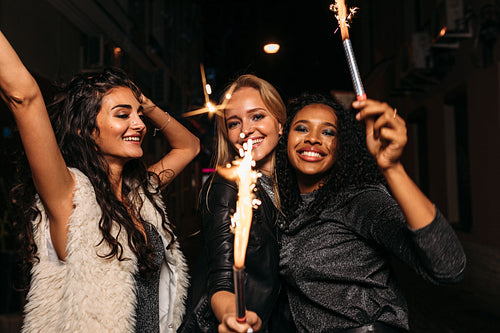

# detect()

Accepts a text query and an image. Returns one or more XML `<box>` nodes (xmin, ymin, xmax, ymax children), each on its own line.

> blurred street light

<box><xmin>263</xmin><ymin>43</ymin><xmax>280</xmax><ymax>54</ymax></box>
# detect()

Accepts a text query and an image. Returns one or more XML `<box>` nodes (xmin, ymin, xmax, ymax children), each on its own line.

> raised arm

<box><xmin>142</xmin><ymin>95</ymin><xmax>200</xmax><ymax>186</ymax></box>
<box><xmin>0</xmin><ymin>30</ymin><xmax>74</xmax><ymax>259</ymax></box>
<box><xmin>353</xmin><ymin>99</ymin><xmax>435</xmax><ymax>230</ymax></box>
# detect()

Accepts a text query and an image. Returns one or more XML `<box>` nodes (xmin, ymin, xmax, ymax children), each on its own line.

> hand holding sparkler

<box><xmin>353</xmin><ymin>99</ymin><xmax>406</xmax><ymax>171</ymax></box>
<box><xmin>352</xmin><ymin>98</ymin><xmax>438</xmax><ymax>232</ymax></box>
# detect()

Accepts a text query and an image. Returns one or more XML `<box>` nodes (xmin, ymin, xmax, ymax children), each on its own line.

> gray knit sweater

<box><xmin>278</xmin><ymin>184</ymin><xmax>466</xmax><ymax>332</ymax></box>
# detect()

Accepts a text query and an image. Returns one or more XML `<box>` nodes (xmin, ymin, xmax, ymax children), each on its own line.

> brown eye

<box><xmin>251</xmin><ymin>114</ymin><xmax>264</xmax><ymax>121</ymax></box>
<box><xmin>323</xmin><ymin>129</ymin><xmax>336</xmax><ymax>137</ymax></box>
<box><xmin>294</xmin><ymin>124</ymin><xmax>307</xmax><ymax>133</ymax></box>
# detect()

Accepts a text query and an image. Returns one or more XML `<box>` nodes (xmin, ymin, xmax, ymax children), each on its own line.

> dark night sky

<box><xmin>200</xmin><ymin>0</ymin><xmax>354</xmax><ymax>100</ymax></box>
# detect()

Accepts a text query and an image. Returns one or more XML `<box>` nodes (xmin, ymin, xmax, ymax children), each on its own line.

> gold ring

<box><xmin>393</xmin><ymin>108</ymin><xmax>397</xmax><ymax>119</ymax></box>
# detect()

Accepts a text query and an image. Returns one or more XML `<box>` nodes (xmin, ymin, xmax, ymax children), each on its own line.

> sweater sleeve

<box><xmin>200</xmin><ymin>177</ymin><xmax>237</xmax><ymax>297</ymax></box>
<box><xmin>406</xmin><ymin>207</ymin><xmax>466</xmax><ymax>283</ymax></box>
<box><xmin>356</xmin><ymin>187</ymin><xmax>466</xmax><ymax>285</ymax></box>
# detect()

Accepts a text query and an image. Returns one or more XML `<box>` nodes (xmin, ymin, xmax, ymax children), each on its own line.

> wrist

<box><xmin>381</xmin><ymin>162</ymin><xmax>407</xmax><ymax>185</ymax></box>
<box><xmin>153</xmin><ymin>111</ymin><xmax>171</xmax><ymax>136</ymax></box>
<box><xmin>142</xmin><ymin>103</ymin><xmax>157</xmax><ymax>115</ymax></box>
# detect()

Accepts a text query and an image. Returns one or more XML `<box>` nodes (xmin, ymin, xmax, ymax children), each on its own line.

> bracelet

<box><xmin>153</xmin><ymin>112</ymin><xmax>171</xmax><ymax>136</ymax></box>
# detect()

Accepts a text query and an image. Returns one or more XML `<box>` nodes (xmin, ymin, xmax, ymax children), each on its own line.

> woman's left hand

<box><xmin>140</xmin><ymin>94</ymin><xmax>156</xmax><ymax>115</ymax></box>
<box><xmin>352</xmin><ymin>99</ymin><xmax>407</xmax><ymax>171</ymax></box>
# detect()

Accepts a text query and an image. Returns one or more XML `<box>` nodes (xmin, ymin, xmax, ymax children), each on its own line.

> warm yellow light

<box><xmin>113</xmin><ymin>47</ymin><xmax>122</xmax><ymax>56</ymax></box>
<box><xmin>439</xmin><ymin>26</ymin><xmax>447</xmax><ymax>38</ymax></box>
<box><xmin>263</xmin><ymin>43</ymin><xmax>280</xmax><ymax>54</ymax></box>
<box><xmin>205</xmin><ymin>83</ymin><xmax>212</xmax><ymax>95</ymax></box>
<box><xmin>207</xmin><ymin>102</ymin><xmax>216</xmax><ymax>113</ymax></box>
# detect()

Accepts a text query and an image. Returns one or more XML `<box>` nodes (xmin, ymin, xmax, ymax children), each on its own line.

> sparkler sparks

<box><xmin>231</xmin><ymin>137</ymin><xmax>260</xmax><ymax>322</ymax></box>
<box><xmin>182</xmin><ymin>63</ymin><xmax>236</xmax><ymax>118</ymax></box>
<box><xmin>217</xmin><ymin>137</ymin><xmax>260</xmax><ymax>323</ymax></box>
<box><xmin>330</xmin><ymin>3</ymin><xmax>358</xmax><ymax>36</ymax></box>
<box><xmin>230</xmin><ymin>137</ymin><xmax>260</xmax><ymax>268</ymax></box>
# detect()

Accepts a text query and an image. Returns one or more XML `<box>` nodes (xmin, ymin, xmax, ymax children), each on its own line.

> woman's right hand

<box><xmin>352</xmin><ymin>98</ymin><xmax>407</xmax><ymax>171</ymax></box>
<box><xmin>218</xmin><ymin>310</ymin><xmax>262</xmax><ymax>333</ymax></box>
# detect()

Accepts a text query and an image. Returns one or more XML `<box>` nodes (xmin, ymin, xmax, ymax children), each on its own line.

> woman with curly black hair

<box><xmin>0</xmin><ymin>29</ymin><xmax>199</xmax><ymax>332</ymax></box>
<box><xmin>275</xmin><ymin>93</ymin><xmax>466</xmax><ymax>332</ymax></box>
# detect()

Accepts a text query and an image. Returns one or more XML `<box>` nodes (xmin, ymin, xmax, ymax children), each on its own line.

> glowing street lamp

<box><xmin>263</xmin><ymin>43</ymin><xmax>280</xmax><ymax>54</ymax></box>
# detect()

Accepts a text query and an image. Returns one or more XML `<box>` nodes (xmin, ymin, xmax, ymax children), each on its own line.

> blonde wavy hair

<box><xmin>208</xmin><ymin>74</ymin><xmax>285</xmax><ymax>208</ymax></box>
<box><xmin>213</xmin><ymin>74</ymin><xmax>286</xmax><ymax>169</ymax></box>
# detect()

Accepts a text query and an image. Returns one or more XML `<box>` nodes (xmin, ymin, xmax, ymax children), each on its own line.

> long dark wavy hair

<box><xmin>276</xmin><ymin>93</ymin><xmax>385</xmax><ymax>221</ymax></box>
<box><xmin>11</xmin><ymin>67</ymin><xmax>175</xmax><ymax>283</ymax></box>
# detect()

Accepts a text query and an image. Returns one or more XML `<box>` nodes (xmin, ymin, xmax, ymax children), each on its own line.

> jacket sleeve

<box><xmin>199</xmin><ymin>176</ymin><xmax>238</xmax><ymax>297</ymax></box>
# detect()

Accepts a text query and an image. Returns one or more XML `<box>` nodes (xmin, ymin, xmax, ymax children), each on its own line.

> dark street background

<box><xmin>1</xmin><ymin>0</ymin><xmax>499</xmax><ymax>332</ymax></box>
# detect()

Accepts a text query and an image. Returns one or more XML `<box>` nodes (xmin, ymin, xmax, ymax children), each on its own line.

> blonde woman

<box><xmin>180</xmin><ymin>75</ymin><xmax>293</xmax><ymax>333</ymax></box>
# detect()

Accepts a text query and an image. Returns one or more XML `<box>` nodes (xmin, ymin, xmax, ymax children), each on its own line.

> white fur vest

<box><xmin>22</xmin><ymin>168</ymin><xmax>188</xmax><ymax>333</ymax></box>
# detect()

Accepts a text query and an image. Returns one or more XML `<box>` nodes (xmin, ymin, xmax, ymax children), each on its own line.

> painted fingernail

<box><xmin>247</xmin><ymin>329</ymin><xmax>254</xmax><ymax>333</ymax></box>
<box><xmin>356</xmin><ymin>112</ymin><xmax>361</xmax><ymax>120</ymax></box>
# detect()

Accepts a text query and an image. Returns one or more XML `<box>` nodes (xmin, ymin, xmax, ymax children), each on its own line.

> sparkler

<box><xmin>218</xmin><ymin>137</ymin><xmax>260</xmax><ymax>323</ymax></box>
<box><xmin>182</xmin><ymin>64</ymin><xmax>236</xmax><ymax>118</ymax></box>
<box><xmin>331</xmin><ymin>1</ymin><xmax>366</xmax><ymax>101</ymax></box>
<box><xmin>232</xmin><ymin>138</ymin><xmax>260</xmax><ymax>323</ymax></box>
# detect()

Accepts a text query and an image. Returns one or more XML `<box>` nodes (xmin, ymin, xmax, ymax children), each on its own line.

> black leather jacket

<box><xmin>179</xmin><ymin>173</ymin><xmax>289</xmax><ymax>332</ymax></box>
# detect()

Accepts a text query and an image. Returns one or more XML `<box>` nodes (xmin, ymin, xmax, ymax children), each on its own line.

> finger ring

<box><xmin>393</xmin><ymin>108</ymin><xmax>397</xmax><ymax>119</ymax></box>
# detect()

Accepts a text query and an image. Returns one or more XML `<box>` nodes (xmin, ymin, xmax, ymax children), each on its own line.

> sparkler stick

<box><xmin>233</xmin><ymin>266</ymin><xmax>246</xmax><ymax>322</ymax></box>
<box><xmin>331</xmin><ymin>1</ymin><xmax>366</xmax><ymax>101</ymax></box>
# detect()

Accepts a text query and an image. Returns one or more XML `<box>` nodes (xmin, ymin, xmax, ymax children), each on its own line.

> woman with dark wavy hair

<box><xmin>0</xmin><ymin>29</ymin><xmax>199</xmax><ymax>332</ymax></box>
<box><xmin>275</xmin><ymin>93</ymin><xmax>466</xmax><ymax>332</ymax></box>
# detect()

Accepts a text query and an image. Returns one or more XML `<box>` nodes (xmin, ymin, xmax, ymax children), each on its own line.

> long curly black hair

<box><xmin>276</xmin><ymin>93</ymin><xmax>385</xmax><ymax>221</ymax></box>
<box><xmin>11</xmin><ymin>67</ymin><xmax>175</xmax><ymax>283</ymax></box>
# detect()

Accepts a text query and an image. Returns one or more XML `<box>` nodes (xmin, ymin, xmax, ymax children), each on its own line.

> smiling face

<box><xmin>287</xmin><ymin>103</ymin><xmax>338</xmax><ymax>193</ymax></box>
<box><xmin>93</xmin><ymin>86</ymin><xmax>146</xmax><ymax>169</ymax></box>
<box><xmin>225</xmin><ymin>87</ymin><xmax>283</xmax><ymax>175</ymax></box>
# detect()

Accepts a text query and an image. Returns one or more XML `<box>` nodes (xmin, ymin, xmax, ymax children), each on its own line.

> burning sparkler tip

<box><xmin>252</xmin><ymin>198</ymin><xmax>262</xmax><ymax>207</ymax></box>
